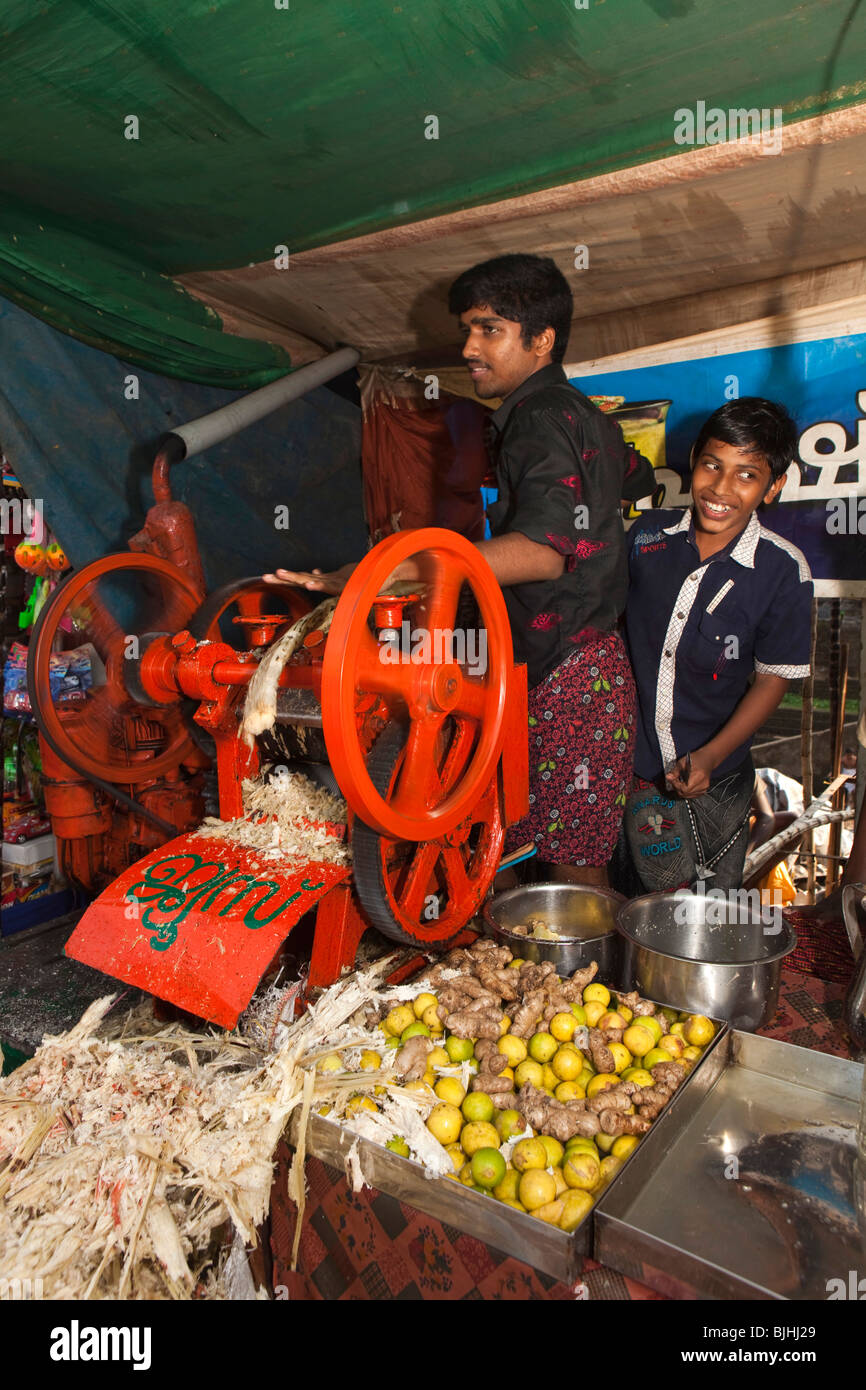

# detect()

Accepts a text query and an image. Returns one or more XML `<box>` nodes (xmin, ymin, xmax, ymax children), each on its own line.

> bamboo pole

<box><xmin>827</xmin><ymin>641</ymin><xmax>849</xmax><ymax>891</ymax></box>
<box><xmin>801</xmin><ymin>600</ymin><xmax>818</xmax><ymax>904</ymax></box>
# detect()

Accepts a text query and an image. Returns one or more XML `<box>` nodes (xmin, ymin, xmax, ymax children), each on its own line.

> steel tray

<box><xmin>594</xmin><ymin>1031</ymin><xmax>865</xmax><ymax>1300</ymax></box>
<box><xmin>290</xmin><ymin>1014</ymin><xmax>729</xmax><ymax>1285</ymax></box>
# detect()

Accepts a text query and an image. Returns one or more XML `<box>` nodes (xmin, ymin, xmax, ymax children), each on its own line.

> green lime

<box><xmin>462</xmin><ymin>1091</ymin><xmax>495</xmax><ymax>1124</ymax></box>
<box><xmin>494</xmin><ymin>1108</ymin><xmax>524</xmax><ymax>1142</ymax></box>
<box><xmin>385</xmin><ymin>1136</ymin><xmax>410</xmax><ymax>1157</ymax></box>
<box><xmin>400</xmin><ymin>1021</ymin><xmax>431</xmax><ymax>1043</ymax></box>
<box><xmin>445</xmin><ymin>1035</ymin><xmax>474</xmax><ymax>1063</ymax></box>
<box><xmin>470</xmin><ymin>1147</ymin><xmax>507</xmax><ymax>1190</ymax></box>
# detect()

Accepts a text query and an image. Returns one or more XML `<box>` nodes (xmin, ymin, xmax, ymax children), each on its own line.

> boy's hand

<box><xmin>666</xmin><ymin>748</ymin><xmax>714</xmax><ymax>798</ymax></box>
<box><xmin>262</xmin><ymin>567</ymin><xmax>349</xmax><ymax>595</ymax></box>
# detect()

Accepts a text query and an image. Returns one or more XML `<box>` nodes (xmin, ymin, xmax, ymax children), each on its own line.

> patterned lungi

<box><xmin>504</xmin><ymin>630</ymin><xmax>636</xmax><ymax>867</ymax></box>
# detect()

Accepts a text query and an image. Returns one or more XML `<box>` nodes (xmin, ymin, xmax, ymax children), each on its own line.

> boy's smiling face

<box><xmin>458</xmin><ymin>304</ymin><xmax>554</xmax><ymax>400</ymax></box>
<box><xmin>691</xmin><ymin>437</ymin><xmax>787</xmax><ymax>543</ymax></box>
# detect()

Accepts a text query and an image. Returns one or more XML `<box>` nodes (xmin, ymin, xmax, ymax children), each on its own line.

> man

<box><xmin>266</xmin><ymin>253</ymin><xmax>652</xmax><ymax>885</ymax></box>
<box><xmin>623</xmin><ymin>397</ymin><xmax>813</xmax><ymax>892</ymax></box>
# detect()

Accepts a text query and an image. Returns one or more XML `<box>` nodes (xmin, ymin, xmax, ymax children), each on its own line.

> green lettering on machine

<box><xmin>123</xmin><ymin>853</ymin><xmax>326</xmax><ymax>953</ymax></box>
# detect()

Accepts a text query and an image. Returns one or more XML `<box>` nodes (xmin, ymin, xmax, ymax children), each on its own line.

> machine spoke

<box><xmin>440</xmin><ymin>844</ymin><xmax>471</xmax><ymax>901</ymax></box>
<box><xmin>421</xmin><ymin>551</ymin><xmax>462</xmax><ymax>637</ymax></box>
<box><xmin>436</xmin><ymin>716</ymin><xmax>477</xmax><ymax>793</ymax></box>
<box><xmin>391</xmin><ymin>714</ymin><xmax>446</xmax><ymax>815</ymax></box>
<box><xmin>401</xmin><ymin>841</ymin><xmax>442</xmax><ymax>921</ymax></box>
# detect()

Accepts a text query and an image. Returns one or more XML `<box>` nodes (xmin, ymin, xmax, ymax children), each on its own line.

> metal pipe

<box><xmin>166</xmin><ymin>347</ymin><xmax>360</xmax><ymax>460</ymax></box>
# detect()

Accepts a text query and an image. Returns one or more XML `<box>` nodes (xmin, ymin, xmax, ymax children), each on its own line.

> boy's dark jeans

<box><xmin>624</xmin><ymin>757</ymin><xmax>755</xmax><ymax>892</ymax></box>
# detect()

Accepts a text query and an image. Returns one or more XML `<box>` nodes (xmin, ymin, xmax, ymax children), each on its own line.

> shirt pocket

<box><xmin>687</xmin><ymin>607</ymin><xmax>749</xmax><ymax>676</ymax></box>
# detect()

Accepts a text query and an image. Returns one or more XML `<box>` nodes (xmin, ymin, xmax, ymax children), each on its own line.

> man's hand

<box><xmin>666</xmin><ymin>747</ymin><xmax>715</xmax><ymax>798</ymax></box>
<box><xmin>262</xmin><ymin>565</ymin><xmax>353</xmax><ymax>595</ymax></box>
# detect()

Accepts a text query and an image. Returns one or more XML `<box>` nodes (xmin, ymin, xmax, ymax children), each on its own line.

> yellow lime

<box><xmin>637</xmin><ymin>1014</ymin><xmax>663</xmax><ymax>1044</ymax></box>
<box><xmin>426</xmin><ymin>1102</ymin><xmax>462</xmax><ymax>1145</ymax></box>
<box><xmin>643</xmin><ymin>1048</ymin><xmax>670</xmax><ymax>1070</ymax></box>
<box><xmin>444</xmin><ymin>1142</ymin><xmax>464</xmax><ymax>1172</ymax></box>
<box><xmin>622</xmin><ymin>1023</ymin><xmax>655</xmax><ymax>1057</ymax></box>
<box><xmin>583</xmin><ymin>983</ymin><xmax>611</xmax><ymax>1007</ymax></box>
<box><xmin>597</xmin><ymin>1011</ymin><xmax>627</xmax><ymax>1032</ymax></box>
<box><xmin>514</xmin><ymin>1058</ymin><xmax>545</xmax><ymax>1089</ymax></box>
<box><xmin>551</xmin><ymin>1047</ymin><xmax>583</xmax><ymax>1082</ymax></box>
<box><xmin>493</xmin><ymin>1167</ymin><xmax>521</xmax><ymax>1203</ymax></box>
<box><xmin>564</xmin><ymin>1137</ymin><xmax>599</xmax><ymax>1158</ymax></box>
<box><xmin>554</xmin><ymin>1080</ymin><xmax>586</xmax><ymax>1103</ymax></box>
<box><xmin>494</xmin><ymin>1108</ymin><xmax>524</xmax><ymax>1142</ymax></box>
<box><xmin>533</xmin><ymin>1198</ymin><xmax>566</xmax><ymax>1225</ymax></box>
<box><xmin>595</xmin><ymin>1131</ymin><xmax>616</xmax><ymax>1154</ymax></box>
<box><xmin>682</xmin><ymin>1044</ymin><xmax>702</xmax><ymax>1061</ymax></box>
<box><xmin>586</xmin><ymin>1072</ymin><xmax>620</xmax><ymax>1099</ymax></box>
<box><xmin>569</xmin><ymin>1002</ymin><xmax>588</xmax><ymax>1024</ymax></box>
<box><xmin>618</xmin><ymin>1005</ymin><xmax>633</xmax><ymax>1023</ymax></box>
<box><xmin>659</xmin><ymin>1033</ymin><xmax>685</xmax><ymax>1058</ymax></box>
<box><xmin>316</xmin><ymin>1053</ymin><xmax>343</xmax><ymax>1073</ymax></box>
<box><xmin>422</xmin><ymin>1005</ymin><xmax>444</xmax><ymax>1035</ymax></box>
<box><xmin>434</xmin><ymin>1076</ymin><xmax>466</xmax><ymax>1107</ymax></box>
<box><xmin>550</xmin><ymin>1011</ymin><xmax>578</xmax><ymax>1042</ymax></box>
<box><xmin>359</xmin><ymin>1050</ymin><xmax>381</xmax><ymax>1071</ymax></box>
<box><xmin>384</xmin><ymin>1005</ymin><xmax>414</xmax><ymax>1037</ymax></box>
<box><xmin>518</xmin><ymin>1169</ymin><xmax>557</xmax><ymax>1211</ymax></box>
<box><xmin>499</xmin><ymin>1015</ymin><xmax>512</xmax><ymax>1037</ymax></box>
<box><xmin>512</xmin><ymin>1137</ymin><xmax>548</xmax><ymax>1172</ymax></box>
<box><xmin>684</xmin><ymin>1015</ymin><xmax>715</xmax><ymax>1047</ymax></box>
<box><xmin>413</xmin><ymin>992</ymin><xmax>437</xmax><ymax>1018</ymax></box>
<box><xmin>583</xmin><ymin>1001</ymin><xmax>607</xmax><ymax>1027</ymax></box>
<box><xmin>428</xmin><ymin>1046</ymin><xmax>450</xmax><ymax>1069</ymax></box>
<box><xmin>563</xmin><ymin>1150</ymin><xmax>601</xmax><ymax>1190</ymax></box>
<box><xmin>346</xmin><ymin>1095</ymin><xmax>378</xmax><ymax>1116</ymax></box>
<box><xmin>460</xmin><ymin>1120</ymin><xmax>501</xmax><ymax>1157</ymax></box>
<box><xmin>623</xmin><ymin>1068</ymin><xmax>654</xmax><ymax>1088</ymax></box>
<box><xmin>528</xmin><ymin>1032</ymin><xmax>558</xmax><ymax>1064</ymax></box>
<box><xmin>539</xmin><ymin>1134</ymin><xmax>564</xmax><ymax>1167</ymax></box>
<box><xmin>670</xmin><ymin>1022</ymin><xmax>686</xmax><ymax>1038</ymax></box>
<box><xmin>608</xmin><ymin>1042</ymin><xmax>631</xmax><ymax>1074</ymax></box>
<box><xmin>597</xmin><ymin>1154</ymin><xmax>623</xmax><ymax>1189</ymax></box>
<box><xmin>559</xmin><ymin>1189</ymin><xmax>594</xmax><ymax>1231</ymax></box>
<box><xmin>612</xmin><ymin>1134</ymin><xmax>640</xmax><ymax>1159</ymax></box>
<box><xmin>497</xmin><ymin>1034</ymin><xmax>527</xmax><ymax>1066</ymax></box>
<box><xmin>541</xmin><ymin>1063</ymin><xmax>559</xmax><ymax>1092</ymax></box>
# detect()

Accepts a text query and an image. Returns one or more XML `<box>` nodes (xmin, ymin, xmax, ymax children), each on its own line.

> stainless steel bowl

<box><xmin>616</xmin><ymin>891</ymin><xmax>797</xmax><ymax>1031</ymax></box>
<box><xmin>482</xmin><ymin>883</ymin><xmax>624</xmax><ymax>976</ymax></box>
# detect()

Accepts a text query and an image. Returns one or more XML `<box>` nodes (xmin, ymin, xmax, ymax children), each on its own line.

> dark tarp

<box><xmin>0</xmin><ymin>296</ymin><xmax>366</xmax><ymax>587</ymax></box>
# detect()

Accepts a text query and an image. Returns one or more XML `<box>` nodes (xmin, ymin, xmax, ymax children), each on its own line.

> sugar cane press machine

<box><xmin>27</xmin><ymin>446</ymin><xmax>528</xmax><ymax>1026</ymax></box>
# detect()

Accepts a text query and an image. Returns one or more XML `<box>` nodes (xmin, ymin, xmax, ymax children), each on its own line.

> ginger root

<box><xmin>471</xmin><ymin>1073</ymin><xmax>512</xmax><ymax>1094</ymax></box>
<box><xmin>650</xmin><ymin>1060</ymin><xmax>686</xmax><ymax>1090</ymax></box>
<box><xmin>588</xmin><ymin>1028</ymin><xmax>616</xmax><ymax>1073</ymax></box>
<box><xmin>598</xmin><ymin>1109</ymin><xmax>652</xmax><ymax>1137</ymax></box>
<box><xmin>568</xmin><ymin>960</ymin><xmax>599</xmax><ymax>993</ymax></box>
<box><xmin>394</xmin><ymin>1035</ymin><xmax>433</xmax><ymax>1080</ymax></box>
<box><xmin>446</xmin><ymin>1009</ymin><xmax>501</xmax><ymax>1040</ymax></box>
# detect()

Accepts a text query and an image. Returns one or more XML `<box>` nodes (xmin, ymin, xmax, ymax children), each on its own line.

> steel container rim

<box><xmin>483</xmin><ymin>882</ymin><xmax>626</xmax><ymax>944</ymax></box>
<box><xmin>615</xmin><ymin>891</ymin><xmax>797</xmax><ymax>968</ymax></box>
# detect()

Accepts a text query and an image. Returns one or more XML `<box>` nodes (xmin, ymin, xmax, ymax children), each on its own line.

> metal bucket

<box><xmin>482</xmin><ymin>883</ymin><xmax>624</xmax><ymax>977</ymax></box>
<box><xmin>616</xmin><ymin>891</ymin><xmax>797</xmax><ymax>1031</ymax></box>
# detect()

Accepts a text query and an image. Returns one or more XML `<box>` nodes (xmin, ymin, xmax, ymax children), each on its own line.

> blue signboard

<box><xmin>571</xmin><ymin>332</ymin><xmax>866</xmax><ymax>588</ymax></box>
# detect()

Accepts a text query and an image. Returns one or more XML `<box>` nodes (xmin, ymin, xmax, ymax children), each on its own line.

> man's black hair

<box><xmin>692</xmin><ymin>397</ymin><xmax>798</xmax><ymax>480</ymax></box>
<box><xmin>448</xmin><ymin>254</ymin><xmax>573</xmax><ymax>364</ymax></box>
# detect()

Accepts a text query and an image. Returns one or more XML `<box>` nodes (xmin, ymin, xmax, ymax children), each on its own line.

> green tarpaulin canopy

<box><xmin>1</xmin><ymin>0</ymin><xmax>865</xmax><ymax>384</ymax></box>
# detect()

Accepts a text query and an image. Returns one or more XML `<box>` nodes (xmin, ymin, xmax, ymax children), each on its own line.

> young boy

<box><xmin>624</xmin><ymin>397</ymin><xmax>813</xmax><ymax>892</ymax></box>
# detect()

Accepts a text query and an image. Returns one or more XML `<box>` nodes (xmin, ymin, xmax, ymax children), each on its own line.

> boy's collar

<box><xmin>662</xmin><ymin>507</ymin><xmax>760</xmax><ymax>567</ymax></box>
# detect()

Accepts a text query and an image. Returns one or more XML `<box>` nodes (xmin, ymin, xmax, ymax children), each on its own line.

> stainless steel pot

<box><xmin>482</xmin><ymin>883</ymin><xmax>624</xmax><ymax>977</ymax></box>
<box><xmin>616</xmin><ymin>891</ymin><xmax>796</xmax><ymax>1031</ymax></box>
